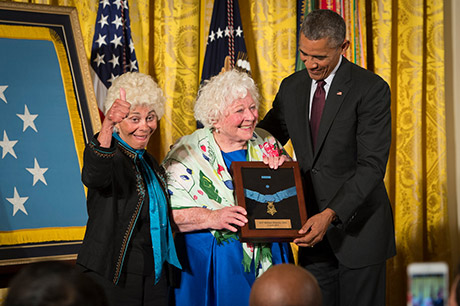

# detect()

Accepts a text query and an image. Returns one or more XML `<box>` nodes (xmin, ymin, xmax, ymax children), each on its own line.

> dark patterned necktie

<box><xmin>310</xmin><ymin>80</ymin><xmax>326</xmax><ymax>148</ymax></box>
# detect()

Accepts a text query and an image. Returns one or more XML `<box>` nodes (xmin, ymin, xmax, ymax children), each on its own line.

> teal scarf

<box><xmin>113</xmin><ymin>132</ymin><xmax>181</xmax><ymax>283</ymax></box>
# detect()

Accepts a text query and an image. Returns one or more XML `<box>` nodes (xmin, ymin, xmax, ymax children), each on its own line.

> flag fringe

<box><xmin>50</xmin><ymin>27</ymin><xmax>86</xmax><ymax>172</ymax></box>
<box><xmin>0</xmin><ymin>226</ymin><xmax>86</xmax><ymax>245</ymax></box>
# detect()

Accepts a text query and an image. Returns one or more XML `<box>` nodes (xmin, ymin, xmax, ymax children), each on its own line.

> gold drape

<box><xmin>8</xmin><ymin>0</ymin><xmax>296</xmax><ymax>158</ymax></box>
<box><xmin>239</xmin><ymin>2</ymin><xmax>297</xmax><ymax>118</ymax></box>
<box><xmin>373</xmin><ymin>0</ymin><xmax>450</xmax><ymax>305</ymax></box>
<box><xmin>148</xmin><ymin>1</ymin><xmax>201</xmax><ymax>160</ymax></box>
<box><xmin>148</xmin><ymin>1</ymin><xmax>297</xmax><ymax>159</ymax></box>
<box><xmin>6</xmin><ymin>1</ymin><xmax>450</xmax><ymax>304</ymax></box>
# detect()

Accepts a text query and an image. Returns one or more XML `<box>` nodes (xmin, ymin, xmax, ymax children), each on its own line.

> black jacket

<box><xmin>76</xmin><ymin>136</ymin><xmax>168</xmax><ymax>284</ymax></box>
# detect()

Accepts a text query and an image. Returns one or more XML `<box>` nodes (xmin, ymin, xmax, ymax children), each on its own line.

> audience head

<box><xmin>194</xmin><ymin>69</ymin><xmax>260</xmax><ymax>128</ymax></box>
<box><xmin>450</xmin><ymin>266</ymin><xmax>460</xmax><ymax>306</ymax></box>
<box><xmin>4</xmin><ymin>260</ymin><xmax>108</xmax><ymax>306</ymax></box>
<box><xmin>104</xmin><ymin>71</ymin><xmax>166</xmax><ymax>120</ymax></box>
<box><xmin>249</xmin><ymin>263</ymin><xmax>322</xmax><ymax>306</ymax></box>
<box><xmin>300</xmin><ymin>9</ymin><xmax>346</xmax><ymax>49</ymax></box>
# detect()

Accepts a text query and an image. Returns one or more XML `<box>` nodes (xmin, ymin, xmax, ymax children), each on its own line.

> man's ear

<box><xmin>341</xmin><ymin>40</ymin><xmax>350</xmax><ymax>54</ymax></box>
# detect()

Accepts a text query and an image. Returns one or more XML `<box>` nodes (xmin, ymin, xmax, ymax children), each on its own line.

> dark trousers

<box><xmin>79</xmin><ymin>266</ymin><xmax>168</xmax><ymax>306</ymax></box>
<box><xmin>298</xmin><ymin>241</ymin><xmax>387</xmax><ymax>306</ymax></box>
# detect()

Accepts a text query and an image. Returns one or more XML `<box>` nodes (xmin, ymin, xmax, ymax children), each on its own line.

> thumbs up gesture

<box><xmin>97</xmin><ymin>88</ymin><xmax>132</xmax><ymax>148</ymax></box>
<box><xmin>105</xmin><ymin>88</ymin><xmax>131</xmax><ymax>124</ymax></box>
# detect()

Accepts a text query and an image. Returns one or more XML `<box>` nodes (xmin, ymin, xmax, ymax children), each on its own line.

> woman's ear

<box><xmin>211</xmin><ymin>118</ymin><xmax>220</xmax><ymax>131</ymax></box>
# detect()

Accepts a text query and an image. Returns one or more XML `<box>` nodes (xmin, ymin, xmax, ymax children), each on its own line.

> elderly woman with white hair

<box><xmin>76</xmin><ymin>72</ymin><xmax>181</xmax><ymax>306</ymax></box>
<box><xmin>163</xmin><ymin>70</ymin><xmax>290</xmax><ymax>306</ymax></box>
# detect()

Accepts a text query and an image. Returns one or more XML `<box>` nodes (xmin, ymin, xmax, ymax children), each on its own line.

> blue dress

<box><xmin>173</xmin><ymin>149</ymin><xmax>290</xmax><ymax>306</ymax></box>
<box><xmin>173</xmin><ymin>232</ymin><xmax>289</xmax><ymax>306</ymax></box>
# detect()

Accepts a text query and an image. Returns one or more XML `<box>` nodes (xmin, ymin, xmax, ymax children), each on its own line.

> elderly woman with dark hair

<box><xmin>76</xmin><ymin>72</ymin><xmax>181</xmax><ymax>306</ymax></box>
<box><xmin>163</xmin><ymin>70</ymin><xmax>290</xmax><ymax>306</ymax></box>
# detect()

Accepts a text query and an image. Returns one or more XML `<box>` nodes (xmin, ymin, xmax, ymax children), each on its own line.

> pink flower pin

<box><xmin>263</xmin><ymin>142</ymin><xmax>279</xmax><ymax>157</ymax></box>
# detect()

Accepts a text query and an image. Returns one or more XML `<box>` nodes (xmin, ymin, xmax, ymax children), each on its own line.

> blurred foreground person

<box><xmin>4</xmin><ymin>260</ymin><xmax>108</xmax><ymax>306</ymax></box>
<box><xmin>249</xmin><ymin>263</ymin><xmax>322</xmax><ymax>306</ymax></box>
<box><xmin>450</xmin><ymin>266</ymin><xmax>460</xmax><ymax>306</ymax></box>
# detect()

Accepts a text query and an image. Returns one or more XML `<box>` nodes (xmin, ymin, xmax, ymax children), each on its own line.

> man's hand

<box><xmin>293</xmin><ymin>208</ymin><xmax>336</xmax><ymax>247</ymax></box>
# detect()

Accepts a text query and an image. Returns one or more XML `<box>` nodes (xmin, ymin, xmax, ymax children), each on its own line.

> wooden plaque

<box><xmin>231</xmin><ymin>161</ymin><xmax>307</xmax><ymax>242</ymax></box>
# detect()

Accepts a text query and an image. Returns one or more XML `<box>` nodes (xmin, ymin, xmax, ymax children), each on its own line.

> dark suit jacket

<box><xmin>258</xmin><ymin>57</ymin><xmax>396</xmax><ymax>269</ymax></box>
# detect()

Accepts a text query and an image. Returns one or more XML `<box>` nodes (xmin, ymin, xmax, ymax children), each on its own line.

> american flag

<box><xmin>90</xmin><ymin>0</ymin><xmax>138</xmax><ymax>119</ymax></box>
<box><xmin>201</xmin><ymin>0</ymin><xmax>250</xmax><ymax>83</ymax></box>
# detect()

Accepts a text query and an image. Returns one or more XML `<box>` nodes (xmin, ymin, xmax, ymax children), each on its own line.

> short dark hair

<box><xmin>300</xmin><ymin>9</ymin><xmax>346</xmax><ymax>48</ymax></box>
<box><xmin>4</xmin><ymin>261</ymin><xmax>108</xmax><ymax>306</ymax></box>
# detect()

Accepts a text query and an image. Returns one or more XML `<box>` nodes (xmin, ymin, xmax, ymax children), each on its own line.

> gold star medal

<box><xmin>267</xmin><ymin>201</ymin><xmax>277</xmax><ymax>216</ymax></box>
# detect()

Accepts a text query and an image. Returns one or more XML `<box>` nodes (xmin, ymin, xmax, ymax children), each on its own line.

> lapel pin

<box><xmin>337</xmin><ymin>91</ymin><xmax>343</xmax><ymax>96</ymax></box>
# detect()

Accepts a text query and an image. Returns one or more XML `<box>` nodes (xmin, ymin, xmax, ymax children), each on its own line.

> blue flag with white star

<box><xmin>201</xmin><ymin>0</ymin><xmax>251</xmax><ymax>82</ymax></box>
<box><xmin>91</xmin><ymin>0</ymin><xmax>138</xmax><ymax>118</ymax></box>
<box><xmin>0</xmin><ymin>25</ymin><xmax>88</xmax><ymax>245</ymax></box>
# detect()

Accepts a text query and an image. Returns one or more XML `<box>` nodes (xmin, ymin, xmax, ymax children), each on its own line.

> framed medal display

<box><xmin>231</xmin><ymin>161</ymin><xmax>308</xmax><ymax>242</ymax></box>
<box><xmin>0</xmin><ymin>2</ymin><xmax>100</xmax><ymax>275</ymax></box>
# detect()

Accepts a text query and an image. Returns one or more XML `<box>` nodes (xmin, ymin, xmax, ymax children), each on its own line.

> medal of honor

<box><xmin>244</xmin><ymin>186</ymin><xmax>297</xmax><ymax>216</ymax></box>
<box><xmin>266</xmin><ymin>201</ymin><xmax>277</xmax><ymax>215</ymax></box>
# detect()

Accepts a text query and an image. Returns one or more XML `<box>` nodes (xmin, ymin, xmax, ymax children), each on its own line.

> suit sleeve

<box><xmin>327</xmin><ymin>78</ymin><xmax>391</xmax><ymax>225</ymax></box>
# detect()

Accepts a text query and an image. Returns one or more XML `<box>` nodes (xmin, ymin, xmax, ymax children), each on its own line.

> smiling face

<box><xmin>213</xmin><ymin>93</ymin><xmax>258</xmax><ymax>152</ymax></box>
<box><xmin>117</xmin><ymin>105</ymin><xmax>157</xmax><ymax>150</ymax></box>
<box><xmin>298</xmin><ymin>34</ymin><xmax>349</xmax><ymax>81</ymax></box>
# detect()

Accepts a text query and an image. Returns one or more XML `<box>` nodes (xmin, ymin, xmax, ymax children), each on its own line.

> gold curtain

<box><xmin>372</xmin><ymin>0</ymin><xmax>450</xmax><ymax>305</ymax></box>
<box><xmin>6</xmin><ymin>0</ymin><xmax>450</xmax><ymax>304</ymax></box>
<box><xmin>8</xmin><ymin>0</ymin><xmax>296</xmax><ymax>160</ymax></box>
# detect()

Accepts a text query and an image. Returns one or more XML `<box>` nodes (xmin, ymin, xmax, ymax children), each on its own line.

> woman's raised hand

<box><xmin>104</xmin><ymin>88</ymin><xmax>131</xmax><ymax>125</ymax></box>
<box><xmin>97</xmin><ymin>88</ymin><xmax>131</xmax><ymax>148</ymax></box>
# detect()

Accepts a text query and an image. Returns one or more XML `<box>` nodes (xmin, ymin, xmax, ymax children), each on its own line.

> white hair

<box><xmin>194</xmin><ymin>70</ymin><xmax>260</xmax><ymax>128</ymax></box>
<box><xmin>104</xmin><ymin>72</ymin><xmax>166</xmax><ymax>119</ymax></box>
